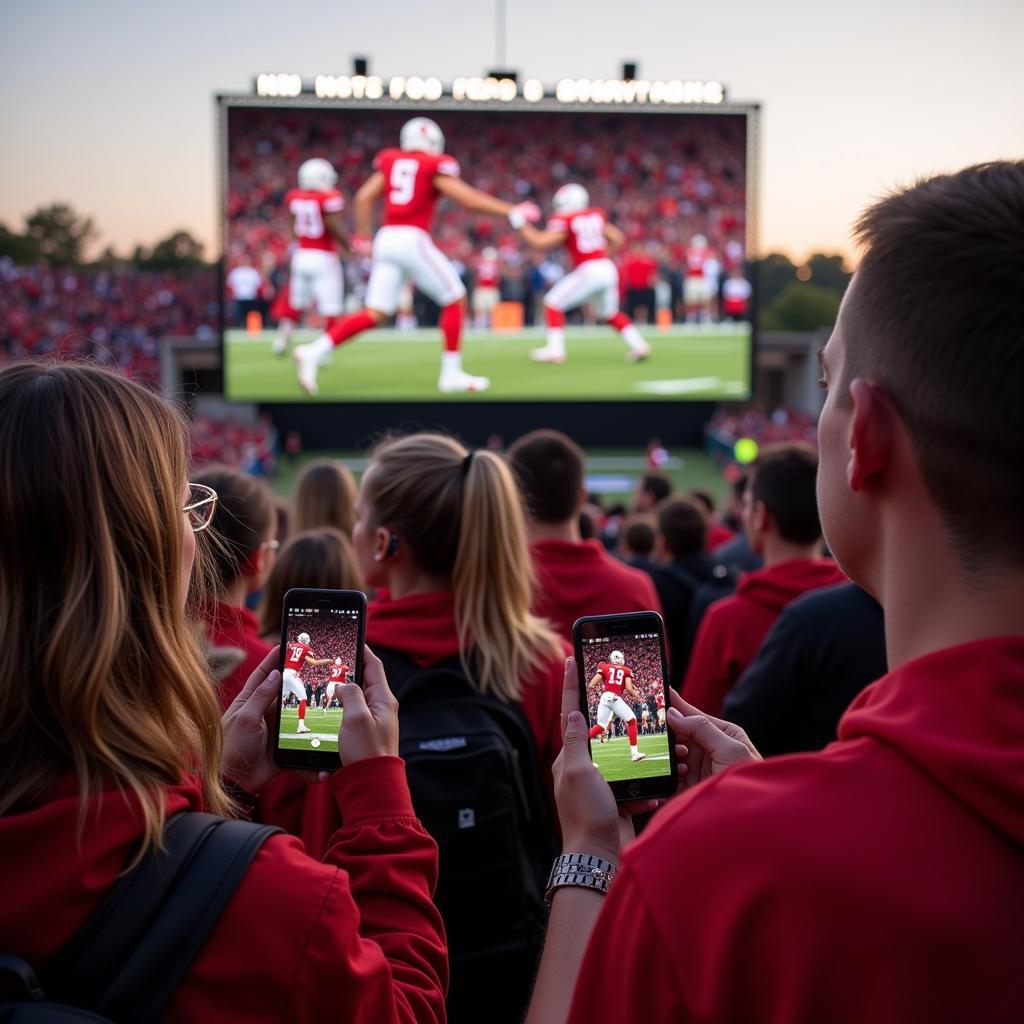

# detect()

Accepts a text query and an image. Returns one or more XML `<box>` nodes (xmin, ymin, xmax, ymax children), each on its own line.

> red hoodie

<box><xmin>207</xmin><ymin>601</ymin><xmax>272</xmax><ymax>707</ymax></box>
<box><xmin>569</xmin><ymin>636</ymin><xmax>1024</xmax><ymax>1024</ymax></box>
<box><xmin>530</xmin><ymin>538</ymin><xmax>663</xmax><ymax>644</ymax></box>
<box><xmin>262</xmin><ymin>591</ymin><xmax>569</xmax><ymax>854</ymax></box>
<box><xmin>682</xmin><ymin>557</ymin><xmax>846</xmax><ymax>714</ymax></box>
<box><xmin>0</xmin><ymin>758</ymin><xmax>447</xmax><ymax>1023</ymax></box>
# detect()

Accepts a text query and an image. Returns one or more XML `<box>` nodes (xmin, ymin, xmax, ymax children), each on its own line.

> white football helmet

<box><xmin>400</xmin><ymin>117</ymin><xmax>445</xmax><ymax>155</ymax></box>
<box><xmin>335</xmin><ymin>656</ymin><xmax>342</xmax><ymax>665</ymax></box>
<box><xmin>482</xmin><ymin>246</ymin><xmax>498</xmax><ymax>260</ymax></box>
<box><xmin>552</xmin><ymin>183</ymin><xmax>590</xmax><ymax>215</ymax></box>
<box><xmin>610</xmin><ymin>650</ymin><xmax>625</xmax><ymax>666</ymax></box>
<box><xmin>297</xmin><ymin>158</ymin><xmax>338</xmax><ymax>192</ymax></box>
<box><xmin>297</xmin><ymin>632</ymin><xmax>311</xmax><ymax>645</ymax></box>
<box><xmin>691</xmin><ymin>234</ymin><xmax>708</xmax><ymax>248</ymax></box>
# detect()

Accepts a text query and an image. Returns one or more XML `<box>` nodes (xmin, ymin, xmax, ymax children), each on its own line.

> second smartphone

<box><xmin>272</xmin><ymin>587</ymin><xmax>366</xmax><ymax>772</ymax></box>
<box><xmin>573</xmin><ymin>611</ymin><xmax>677</xmax><ymax>801</ymax></box>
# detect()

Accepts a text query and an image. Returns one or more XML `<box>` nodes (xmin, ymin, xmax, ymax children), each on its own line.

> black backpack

<box><xmin>376</xmin><ymin>648</ymin><xmax>556</xmax><ymax>1024</ymax></box>
<box><xmin>0</xmin><ymin>812</ymin><xmax>279</xmax><ymax>1023</ymax></box>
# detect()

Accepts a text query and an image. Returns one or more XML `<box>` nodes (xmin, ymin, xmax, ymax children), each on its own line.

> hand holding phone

<box><xmin>573</xmin><ymin>612</ymin><xmax>677</xmax><ymax>802</ymax></box>
<box><xmin>273</xmin><ymin>588</ymin><xmax>367</xmax><ymax>773</ymax></box>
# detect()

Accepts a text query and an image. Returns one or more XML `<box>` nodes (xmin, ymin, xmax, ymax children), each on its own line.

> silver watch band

<box><xmin>545</xmin><ymin>852</ymin><xmax>617</xmax><ymax>908</ymax></box>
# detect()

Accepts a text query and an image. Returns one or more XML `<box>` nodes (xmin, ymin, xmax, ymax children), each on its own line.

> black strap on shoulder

<box><xmin>45</xmin><ymin>811</ymin><xmax>279</xmax><ymax>1023</ymax></box>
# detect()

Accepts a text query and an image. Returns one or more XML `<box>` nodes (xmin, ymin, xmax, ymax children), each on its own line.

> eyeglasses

<box><xmin>263</xmin><ymin>539</ymin><xmax>280</xmax><ymax>552</ymax></box>
<box><xmin>183</xmin><ymin>483</ymin><xmax>218</xmax><ymax>533</ymax></box>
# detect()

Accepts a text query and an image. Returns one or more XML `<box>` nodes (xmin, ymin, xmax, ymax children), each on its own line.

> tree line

<box><xmin>0</xmin><ymin>203</ymin><xmax>851</xmax><ymax>332</ymax></box>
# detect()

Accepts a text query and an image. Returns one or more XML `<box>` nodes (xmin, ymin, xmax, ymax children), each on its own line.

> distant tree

<box><xmin>135</xmin><ymin>229</ymin><xmax>207</xmax><ymax>271</ymax></box>
<box><xmin>806</xmin><ymin>253</ymin><xmax>852</xmax><ymax>294</ymax></box>
<box><xmin>761</xmin><ymin>282</ymin><xmax>841</xmax><ymax>332</ymax></box>
<box><xmin>24</xmin><ymin>203</ymin><xmax>97</xmax><ymax>264</ymax></box>
<box><xmin>754</xmin><ymin>253</ymin><xmax>797</xmax><ymax>310</ymax></box>
<box><xmin>0</xmin><ymin>222</ymin><xmax>39</xmax><ymax>264</ymax></box>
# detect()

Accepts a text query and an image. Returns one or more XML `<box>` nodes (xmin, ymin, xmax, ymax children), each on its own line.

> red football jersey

<box><xmin>597</xmin><ymin>661</ymin><xmax>633</xmax><ymax>696</ymax></box>
<box><xmin>329</xmin><ymin>663</ymin><xmax>351</xmax><ymax>685</ymax></box>
<box><xmin>476</xmin><ymin>257</ymin><xmax>500</xmax><ymax>288</ymax></box>
<box><xmin>285</xmin><ymin>189</ymin><xmax>345</xmax><ymax>251</ymax></box>
<box><xmin>374</xmin><ymin>148</ymin><xmax>460</xmax><ymax>232</ymax></box>
<box><xmin>684</xmin><ymin>244</ymin><xmax>711</xmax><ymax>278</ymax></box>
<box><xmin>547</xmin><ymin>208</ymin><xmax>609</xmax><ymax>268</ymax></box>
<box><xmin>284</xmin><ymin>641</ymin><xmax>311</xmax><ymax>672</ymax></box>
<box><xmin>655</xmin><ymin>693</ymin><xmax>665</xmax><ymax>709</ymax></box>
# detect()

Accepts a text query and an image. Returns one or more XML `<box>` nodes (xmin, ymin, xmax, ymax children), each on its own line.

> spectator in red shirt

<box><xmin>528</xmin><ymin>161</ymin><xmax>1024</xmax><ymax>1024</ymax></box>
<box><xmin>0</xmin><ymin>362</ymin><xmax>446</xmax><ymax>1023</ymax></box>
<box><xmin>507</xmin><ymin>430</ymin><xmax>663</xmax><ymax>644</ymax></box>
<box><xmin>682</xmin><ymin>443</ymin><xmax>845</xmax><ymax>714</ymax></box>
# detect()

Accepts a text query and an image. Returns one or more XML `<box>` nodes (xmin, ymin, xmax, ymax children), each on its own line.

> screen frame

<box><xmin>573</xmin><ymin>610</ymin><xmax>677</xmax><ymax>802</ymax></box>
<box><xmin>215</xmin><ymin>91</ymin><xmax>760</xmax><ymax>419</ymax></box>
<box><xmin>272</xmin><ymin>587</ymin><xmax>367</xmax><ymax>772</ymax></box>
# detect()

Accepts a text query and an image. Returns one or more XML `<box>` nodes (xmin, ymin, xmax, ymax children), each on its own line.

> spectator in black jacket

<box><xmin>647</xmin><ymin>496</ymin><xmax>717</xmax><ymax>686</ymax></box>
<box><xmin>722</xmin><ymin>581</ymin><xmax>886</xmax><ymax>755</ymax></box>
<box><xmin>620</xmin><ymin>515</ymin><xmax>658</xmax><ymax>572</ymax></box>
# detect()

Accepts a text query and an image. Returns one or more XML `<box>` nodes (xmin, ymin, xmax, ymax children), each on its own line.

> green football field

<box><xmin>591</xmin><ymin>733</ymin><xmax>673</xmax><ymax>782</ymax></box>
<box><xmin>278</xmin><ymin>706</ymin><xmax>342</xmax><ymax>751</ymax></box>
<box><xmin>225</xmin><ymin>324</ymin><xmax>751</xmax><ymax>402</ymax></box>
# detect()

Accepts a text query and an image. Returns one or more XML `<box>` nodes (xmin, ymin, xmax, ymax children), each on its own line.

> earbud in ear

<box><xmin>386</xmin><ymin>533</ymin><xmax>400</xmax><ymax>557</ymax></box>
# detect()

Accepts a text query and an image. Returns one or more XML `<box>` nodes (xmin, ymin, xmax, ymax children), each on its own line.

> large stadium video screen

<box><xmin>222</xmin><ymin>102</ymin><xmax>753</xmax><ymax>403</ymax></box>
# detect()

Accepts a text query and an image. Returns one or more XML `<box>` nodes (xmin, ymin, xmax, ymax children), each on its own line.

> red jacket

<box><xmin>207</xmin><ymin>601</ymin><xmax>272</xmax><ymax>709</ymax></box>
<box><xmin>682</xmin><ymin>557</ymin><xmax>846</xmax><ymax>714</ymax></box>
<box><xmin>530</xmin><ymin>538</ymin><xmax>663</xmax><ymax>644</ymax></box>
<box><xmin>262</xmin><ymin>590</ymin><xmax>568</xmax><ymax>854</ymax></box>
<box><xmin>0</xmin><ymin>758</ymin><xmax>447</xmax><ymax>1023</ymax></box>
<box><xmin>569</xmin><ymin>636</ymin><xmax>1024</xmax><ymax>1024</ymax></box>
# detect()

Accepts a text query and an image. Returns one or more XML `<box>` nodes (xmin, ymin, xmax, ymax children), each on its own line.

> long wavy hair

<box><xmin>364</xmin><ymin>433</ymin><xmax>562</xmax><ymax>701</ymax></box>
<box><xmin>0</xmin><ymin>362</ymin><xmax>229</xmax><ymax>857</ymax></box>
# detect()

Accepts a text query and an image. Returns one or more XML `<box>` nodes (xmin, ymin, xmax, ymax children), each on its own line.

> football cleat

<box><xmin>627</xmin><ymin>341</ymin><xmax>652</xmax><ymax>363</ymax></box>
<box><xmin>438</xmin><ymin>370</ymin><xmax>490</xmax><ymax>394</ymax></box>
<box><xmin>296</xmin><ymin>722</ymin><xmax>311</xmax><ymax>734</ymax></box>
<box><xmin>529</xmin><ymin>346</ymin><xmax>566</xmax><ymax>364</ymax></box>
<box><xmin>630</xmin><ymin>751</ymin><xmax>647</xmax><ymax>762</ymax></box>
<box><xmin>271</xmin><ymin>335</ymin><xmax>288</xmax><ymax>357</ymax></box>
<box><xmin>293</xmin><ymin>345</ymin><xmax>321</xmax><ymax>396</ymax></box>
<box><xmin>552</xmin><ymin>183</ymin><xmax>590</xmax><ymax>214</ymax></box>
<box><xmin>298</xmin><ymin>158</ymin><xmax>338</xmax><ymax>192</ymax></box>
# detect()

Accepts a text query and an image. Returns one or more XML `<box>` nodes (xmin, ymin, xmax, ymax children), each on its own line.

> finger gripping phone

<box><xmin>573</xmin><ymin>611</ymin><xmax>677</xmax><ymax>802</ymax></box>
<box><xmin>273</xmin><ymin>588</ymin><xmax>366</xmax><ymax>773</ymax></box>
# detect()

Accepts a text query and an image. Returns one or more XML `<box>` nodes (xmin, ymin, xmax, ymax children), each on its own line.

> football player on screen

<box><xmin>293</xmin><ymin>116</ymin><xmax>540</xmax><ymax>396</ymax></box>
<box><xmin>282</xmin><ymin>631</ymin><xmax>333</xmax><ymax>734</ymax></box>
<box><xmin>323</xmin><ymin>656</ymin><xmax>353</xmax><ymax>711</ymax></box>
<box><xmin>588</xmin><ymin>649</ymin><xmax>648</xmax><ymax>763</ymax></box>
<box><xmin>273</xmin><ymin>158</ymin><xmax>351</xmax><ymax>357</ymax></box>
<box><xmin>511</xmin><ymin>183</ymin><xmax>651</xmax><ymax>365</ymax></box>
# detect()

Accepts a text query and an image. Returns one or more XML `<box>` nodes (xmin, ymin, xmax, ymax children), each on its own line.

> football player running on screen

<box><xmin>589</xmin><ymin>650</ymin><xmax>647</xmax><ymax>763</ymax></box>
<box><xmin>281</xmin><ymin>630</ymin><xmax>333</xmax><ymax>734</ymax></box>
<box><xmin>273</xmin><ymin>158</ymin><xmax>351</xmax><ymax>356</ymax></box>
<box><xmin>294</xmin><ymin>117</ymin><xmax>540</xmax><ymax>396</ymax></box>
<box><xmin>511</xmin><ymin>183</ymin><xmax>650</xmax><ymax>365</ymax></box>
<box><xmin>323</xmin><ymin>656</ymin><xmax>352</xmax><ymax>711</ymax></box>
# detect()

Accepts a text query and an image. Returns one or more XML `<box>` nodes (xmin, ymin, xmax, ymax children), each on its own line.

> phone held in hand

<box><xmin>573</xmin><ymin>611</ymin><xmax>677</xmax><ymax>802</ymax></box>
<box><xmin>273</xmin><ymin>588</ymin><xmax>366</xmax><ymax>772</ymax></box>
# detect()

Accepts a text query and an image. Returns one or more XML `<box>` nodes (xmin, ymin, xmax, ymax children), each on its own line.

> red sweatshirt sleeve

<box><xmin>681</xmin><ymin>603</ymin><xmax>732</xmax><ymax>716</ymax></box>
<box><xmin>567</xmin><ymin>865</ymin><xmax>689</xmax><ymax>1023</ymax></box>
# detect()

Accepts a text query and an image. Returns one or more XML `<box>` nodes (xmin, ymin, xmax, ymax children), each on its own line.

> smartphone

<box><xmin>273</xmin><ymin>588</ymin><xmax>366</xmax><ymax>772</ymax></box>
<box><xmin>572</xmin><ymin>611</ymin><xmax>677</xmax><ymax>801</ymax></box>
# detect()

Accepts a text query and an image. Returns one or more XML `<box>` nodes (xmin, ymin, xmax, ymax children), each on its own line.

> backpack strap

<box><xmin>45</xmin><ymin>811</ymin><xmax>280</xmax><ymax>1023</ymax></box>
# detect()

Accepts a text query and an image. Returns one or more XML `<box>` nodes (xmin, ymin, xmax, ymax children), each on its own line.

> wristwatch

<box><xmin>545</xmin><ymin>852</ymin><xmax>617</xmax><ymax>908</ymax></box>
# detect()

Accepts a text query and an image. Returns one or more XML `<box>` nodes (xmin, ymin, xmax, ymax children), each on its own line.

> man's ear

<box><xmin>848</xmin><ymin>378</ymin><xmax>894</xmax><ymax>492</ymax></box>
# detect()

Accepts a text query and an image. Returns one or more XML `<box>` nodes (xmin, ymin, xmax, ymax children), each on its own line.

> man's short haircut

<box><xmin>749</xmin><ymin>443</ymin><xmax>821</xmax><ymax>545</ymax></box>
<box><xmin>657</xmin><ymin>497</ymin><xmax>708</xmax><ymax>558</ymax></box>
<box><xmin>845</xmin><ymin>161</ymin><xmax>1024</xmax><ymax>565</ymax></box>
<box><xmin>622</xmin><ymin>516</ymin><xmax>657</xmax><ymax>557</ymax></box>
<box><xmin>507</xmin><ymin>429</ymin><xmax>585</xmax><ymax>524</ymax></box>
<box><xmin>687</xmin><ymin>487</ymin><xmax>716</xmax><ymax>515</ymax></box>
<box><xmin>639</xmin><ymin>472</ymin><xmax>673</xmax><ymax>504</ymax></box>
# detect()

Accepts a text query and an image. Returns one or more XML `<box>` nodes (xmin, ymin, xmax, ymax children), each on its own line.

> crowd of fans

<box><xmin>0</xmin><ymin>259</ymin><xmax>216</xmax><ymax>380</ymax></box>
<box><xmin>226</xmin><ymin>107</ymin><xmax>748</xmax><ymax>320</ymax></box>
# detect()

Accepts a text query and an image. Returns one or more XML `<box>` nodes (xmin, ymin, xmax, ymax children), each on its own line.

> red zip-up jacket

<box><xmin>255</xmin><ymin>590</ymin><xmax>568</xmax><ymax>856</ymax></box>
<box><xmin>682</xmin><ymin>557</ymin><xmax>846</xmax><ymax>714</ymax></box>
<box><xmin>569</xmin><ymin>636</ymin><xmax>1024</xmax><ymax>1023</ymax></box>
<box><xmin>530</xmin><ymin>538</ymin><xmax>663</xmax><ymax>645</ymax></box>
<box><xmin>0</xmin><ymin>757</ymin><xmax>447</xmax><ymax>1023</ymax></box>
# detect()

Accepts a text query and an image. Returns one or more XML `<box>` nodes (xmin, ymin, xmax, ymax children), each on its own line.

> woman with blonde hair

<box><xmin>354</xmin><ymin>431</ymin><xmax>567</xmax><ymax>1023</ymax></box>
<box><xmin>0</xmin><ymin>362</ymin><xmax>446</xmax><ymax>1022</ymax></box>
<box><xmin>293</xmin><ymin>458</ymin><xmax>358</xmax><ymax>536</ymax></box>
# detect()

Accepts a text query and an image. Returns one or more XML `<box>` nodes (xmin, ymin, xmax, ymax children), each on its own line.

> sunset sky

<box><xmin>2</xmin><ymin>0</ymin><xmax>1022</xmax><ymax>263</ymax></box>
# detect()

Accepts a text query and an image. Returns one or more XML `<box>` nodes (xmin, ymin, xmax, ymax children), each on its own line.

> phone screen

<box><xmin>577</xmin><ymin>619</ymin><xmax>673</xmax><ymax>792</ymax></box>
<box><xmin>275</xmin><ymin>589</ymin><xmax>364</xmax><ymax>766</ymax></box>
